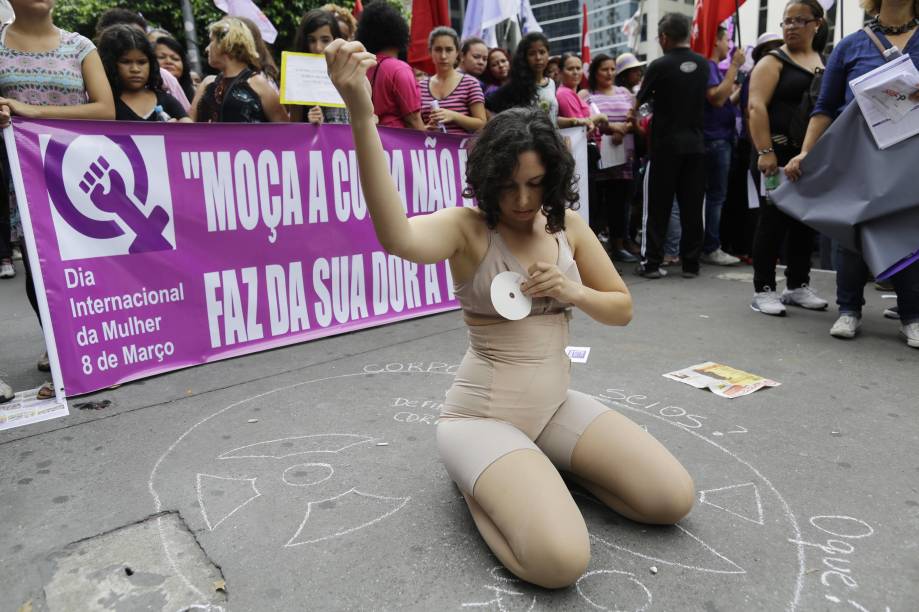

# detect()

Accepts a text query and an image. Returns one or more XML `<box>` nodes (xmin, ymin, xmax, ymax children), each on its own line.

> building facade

<box><xmin>447</xmin><ymin>1</ymin><xmax>868</xmax><ymax>62</ymax></box>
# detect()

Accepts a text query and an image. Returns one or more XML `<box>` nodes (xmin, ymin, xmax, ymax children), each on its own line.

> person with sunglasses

<box><xmin>748</xmin><ymin>0</ymin><xmax>829</xmax><ymax>316</ymax></box>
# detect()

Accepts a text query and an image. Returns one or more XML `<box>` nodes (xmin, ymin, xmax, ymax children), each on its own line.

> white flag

<box><xmin>519</xmin><ymin>0</ymin><xmax>542</xmax><ymax>34</ymax></box>
<box><xmin>214</xmin><ymin>0</ymin><xmax>278</xmax><ymax>44</ymax></box>
<box><xmin>622</xmin><ymin>9</ymin><xmax>641</xmax><ymax>51</ymax></box>
<box><xmin>0</xmin><ymin>0</ymin><xmax>13</xmax><ymax>25</ymax></box>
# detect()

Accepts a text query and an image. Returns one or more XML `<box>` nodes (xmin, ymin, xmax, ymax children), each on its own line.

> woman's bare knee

<box><xmin>470</xmin><ymin>448</ymin><xmax>591</xmax><ymax>588</ymax></box>
<box><xmin>635</xmin><ymin>470</ymin><xmax>695</xmax><ymax>524</ymax></box>
<box><xmin>519</xmin><ymin>527</ymin><xmax>591</xmax><ymax>588</ymax></box>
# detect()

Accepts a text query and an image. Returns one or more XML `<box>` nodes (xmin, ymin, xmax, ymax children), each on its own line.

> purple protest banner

<box><xmin>5</xmin><ymin>121</ymin><xmax>473</xmax><ymax>397</ymax></box>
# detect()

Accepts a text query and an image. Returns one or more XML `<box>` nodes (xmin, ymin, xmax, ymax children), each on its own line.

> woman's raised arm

<box><xmin>325</xmin><ymin>39</ymin><xmax>468</xmax><ymax>264</ymax></box>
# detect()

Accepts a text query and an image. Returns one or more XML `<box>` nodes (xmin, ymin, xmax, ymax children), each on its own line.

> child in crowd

<box><xmin>98</xmin><ymin>25</ymin><xmax>190</xmax><ymax>122</ymax></box>
<box><xmin>291</xmin><ymin>9</ymin><xmax>349</xmax><ymax>125</ymax></box>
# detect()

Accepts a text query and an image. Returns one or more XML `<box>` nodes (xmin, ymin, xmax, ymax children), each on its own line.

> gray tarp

<box><xmin>771</xmin><ymin>102</ymin><xmax>919</xmax><ymax>279</ymax></box>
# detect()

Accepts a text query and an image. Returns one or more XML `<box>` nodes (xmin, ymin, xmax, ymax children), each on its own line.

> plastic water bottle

<box><xmin>154</xmin><ymin>105</ymin><xmax>172</xmax><ymax>122</ymax></box>
<box><xmin>764</xmin><ymin>173</ymin><xmax>781</xmax><ymax>191</ymax></box>
<box><xmin>430</xmin><ymin>99</ymin><xmax>447</xmax><ymax>133</ymax></box>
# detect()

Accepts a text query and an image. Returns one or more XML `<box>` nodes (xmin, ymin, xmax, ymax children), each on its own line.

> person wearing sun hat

<box><xmin>613</xmin><ymin>52</ymin><xmax>646</xmax><ymax>93</ymax></box>
<box><xmin>752</xmin><ymin>32</ymin><xmax>784</xmax><ymax>62</ymax></box>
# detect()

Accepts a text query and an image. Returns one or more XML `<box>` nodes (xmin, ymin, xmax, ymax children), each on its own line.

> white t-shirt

<box><xmin>534</xmin><ymin>78</ymin><xmax>559</xmax><ymax>126</ymax></box>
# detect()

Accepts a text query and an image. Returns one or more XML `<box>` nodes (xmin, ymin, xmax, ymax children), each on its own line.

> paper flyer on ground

<box><xmin>0</xmin><ymin>388</ymin><xmax>69</xmax><ymax>431</ymax></box>
<box><xmin>663</xmin><ymin>362</ymin><xmax>780</xmax><ymax>399</ymax></box>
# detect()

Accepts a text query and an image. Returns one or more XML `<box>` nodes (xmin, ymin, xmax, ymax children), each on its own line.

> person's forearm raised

<box><xmin>326</xmin><ymin>40</ymin><xmax>412</xmax><ymax>256</ymax></box>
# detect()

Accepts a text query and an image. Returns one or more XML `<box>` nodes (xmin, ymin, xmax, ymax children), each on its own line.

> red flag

<box><xmin>581</xmin><ymin>3</ymin><xmax>591</xmax><ymax>65</ymax></box>
<box><xmin>407</xmin><ymin>0</ymin><xmax>451</xmax><ymax>76</ymax></box>
<box><xmin>352</xmin><ymin>0</ymin><xmax>363</xmax><ymax>19</ymax></box>
<box><xmin>691</xmin><ymin>0</ymin><xmax>746</xmax><ymax>59</ymax></box>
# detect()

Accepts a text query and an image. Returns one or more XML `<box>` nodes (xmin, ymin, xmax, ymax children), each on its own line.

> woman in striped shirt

<box><xmin>579</xmin><ymin>53</ymin><xmax>638</xmax><ymax>262</ymax></box>
<box><xmin>420</xmin><ymin>27</ymin><xmax>486</xmax><ymax>135</ymax></box>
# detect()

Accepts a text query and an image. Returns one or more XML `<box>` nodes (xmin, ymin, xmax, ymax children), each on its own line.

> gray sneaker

<box><xmin>751</xmin><ymin>288</ymin><xmax>786</xmax><ymax>316</ymax></box>
<box><xmin>781</xmin><ymin>284</ymin><xmax>828</xmax><ymax>310</ymax></box>
<box><xmin>0</xmin><ymin>259</ymin><xmax>14</xmax><ymax>279</ymax></box>
<box><xmin>902</xmin><ymin>322</ymin><xmax>919</xmax><ymax>348</ymax></box>
<box><xmin>636</xmin><ymin>265</ymin><xmax>668</xmax><ymax>279</ymax></box>
<box><xmin>830</xmin><ymin>314</ymin><xmax>862</xmax><ymax>339</ymax></box>
<box><xmin>0</xmin><ymin>379</ymin><xmax>13</xmax><ymax>403</ymax></box>
<box><xmin>701</xmin><ymin>248</ymin><xmax>740</xmax><ymax>266</ymax></box>
<box><xmin>883</xmin><ymin>305</ymin><xmax>899</xmax><ymax>320</ymax></box>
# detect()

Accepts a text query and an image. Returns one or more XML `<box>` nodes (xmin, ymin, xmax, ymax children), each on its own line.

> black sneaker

<box><xmin>682</xmin><ymin>269</ymin><xmax>699</xmax><ymax>279</ymax></box>
<box><xmin>636</xmin><ymin>265</ymin><xmax>667</xmax><ymax>279</ymax></box>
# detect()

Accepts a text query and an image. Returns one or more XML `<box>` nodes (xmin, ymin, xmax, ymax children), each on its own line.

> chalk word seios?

<box><xmin>597</xmin><ymin>388</ymin><xmax>748</xmax><ymax>436</ymax></box>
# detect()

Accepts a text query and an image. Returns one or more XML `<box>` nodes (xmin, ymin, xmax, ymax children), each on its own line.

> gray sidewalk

<box><xmin>1</xmin><ymin>260</ymin><xmax>917</xmax><ymax>611</ymax></box>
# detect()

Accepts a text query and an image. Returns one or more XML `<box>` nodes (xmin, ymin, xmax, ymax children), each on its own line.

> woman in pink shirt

<box><xmin>555</xmin><ymin>53</ymin><xmax>606</xmax><ymax>130</ymax></box>
<box><xmin>355</xmin><ymin>2</ymin><xmax>423</xmax><ymax>129</ymax></box>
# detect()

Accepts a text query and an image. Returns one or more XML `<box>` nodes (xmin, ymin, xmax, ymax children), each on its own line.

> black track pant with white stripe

<box><xmin>642</xmin><ymin>151</ymin><xmax>706</xmax><ymax>273</ymax></box>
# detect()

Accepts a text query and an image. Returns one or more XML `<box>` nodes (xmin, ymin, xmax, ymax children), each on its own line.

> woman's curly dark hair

<box><xmin>154</xmin><ymin>36</ymin><xmax>194</xmax><ymax>101</ymax></box>
<box><xmin>587</xmin><ymin>53</ymin><xmax>615</xmax><ymax>92</ymax></box>
<box><xmin>355</xmin><ymin>1</ymin><xmax>410</xmax><ymax>57</ymax></box>
<box><xmin>463</xmin><ymin>108</ymin><xmax>579</xmax><ymax>233</ymax></box>
<box><xmin>97</xmin><ymin>24</ymin><xmax>163</xmax><ymax>96</ymax></box>
<box><xmin>485</xmin><ymin>32</ymin><xmax>550</xmax><ymax>114</ymax></box>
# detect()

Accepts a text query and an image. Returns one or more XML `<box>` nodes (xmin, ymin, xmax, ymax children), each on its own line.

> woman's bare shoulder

<box><xmin>563</xmin><ymin>208</ymin><xmax>591</xmax><ymax>248</ymax></box>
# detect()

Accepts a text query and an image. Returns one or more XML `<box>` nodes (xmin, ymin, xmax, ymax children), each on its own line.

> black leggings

<box><xmin>752</xmin><ymin>201</ymin><xmax>814</xmax><ymax>293</ymax></box>
<box><xmin>0</xmin><ymin>164</ymin><xmax>10</xmax><ymax>261</ymax></box>
<box><xmin>592</xmin><ymin>177</ymin><xmax>632</xmax><ymax>240</ymax></box>
<box><xmin>21</xmin><ymin>243</ymin><xmax>41</xmax><ymax>325</ymax></box>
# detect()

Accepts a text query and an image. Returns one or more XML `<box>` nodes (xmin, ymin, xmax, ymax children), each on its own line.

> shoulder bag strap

<box><xmin>862</xmin><ymin>26</ymin><xmax>893</xmax><ymax>60</ymax></box>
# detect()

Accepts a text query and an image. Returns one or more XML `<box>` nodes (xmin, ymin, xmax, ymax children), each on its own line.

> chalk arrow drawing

<box><xmin>196</xmin><ymin>474</ymin><xmax>261</xmax><ymax>531</ymax></box>
<box><xmin>591</xmin><ymin>524</ymin><xmax>746</xmax><ymax>574</ymax></box>
<box><xmin>285</xmin><ymin>488</ymin><xmax>410</xmax><ymax>546</ymax></box>
<box><xmin>698</xmin><ymin>482</ymin><xmax>764</xmax><ymax>525</ymax></box>
<box><xmin>218</xmin><ymin>434</ymin><xmax>375</xmax><ymax>460</ymax></box>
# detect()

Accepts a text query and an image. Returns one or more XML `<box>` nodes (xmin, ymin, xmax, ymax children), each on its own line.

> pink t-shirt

<box><xmin>556</xmin><ymin>85</ymin><xmax>589</xmax><ymax>119</ymax></box>
<box><xmin>367</xmin><ymin>54</ymin><xmax>421</xmax><ymax>128</ymax></box>
<box><xmin>160</xmin><ymin>68</ymin><xmax>190</xmax><ymax>111</ymax></box>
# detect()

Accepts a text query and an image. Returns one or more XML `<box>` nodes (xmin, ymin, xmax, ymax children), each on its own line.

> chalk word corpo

<box><xmin>363</xmin><ymin>362</ymin><xmax>459</xmax><ymax>374</ymax></box>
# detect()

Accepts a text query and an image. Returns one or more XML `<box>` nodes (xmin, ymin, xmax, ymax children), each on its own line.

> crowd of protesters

<box><xmin>1</xmin><ymin>0</ymin><xmax>918</xmax><ymax>401</ymax></box>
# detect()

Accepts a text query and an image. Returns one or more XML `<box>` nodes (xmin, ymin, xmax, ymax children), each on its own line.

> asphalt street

<box><xmin>2</xmin><ymin>259</ymin><xmax>917</xmax><ymax>611</ymax></box>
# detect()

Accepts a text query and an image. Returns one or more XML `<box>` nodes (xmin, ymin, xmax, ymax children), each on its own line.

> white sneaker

<box><xmin>11</xmin><ymin>247</ymin><xmax>22</xmax><ymax>261</ymax></box>
<box><xmin>701</xmin><ymin>248</ymin><xmax>740</xmax><ymax>266</ymax></box>
<box><xmin>830</xmin><ymin>314</ymin><xmax>862</xmax><ymax>339</ymax></box>
<box><xmin>0</xmin><ymin>379</ymin><xmax>13</xmax><ymax>403</ymax></box>
<box><xmin>902</xmin><ymin>322</ymin><xmax>919</xmax><ymax>348</ymax></box>
<box><xmin>781</xmin><ymin>284</ymin><xmax>828</xmax><ymax>310</ymax></box>
<box><xmin>0</xmin><ymin>259</ymin><xmax>14</xmax><ymax>279</ymax></box>
<box><xmin>751</xmin><ymin>288</ymin><xmax>786</xmax><ymax>316</ymax></box>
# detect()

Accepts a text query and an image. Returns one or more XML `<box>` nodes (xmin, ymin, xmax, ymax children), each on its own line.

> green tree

<box><xmin>53</xmin><ymin>1</ymin><xmax>360</xmax><ymax>60</ymax></box>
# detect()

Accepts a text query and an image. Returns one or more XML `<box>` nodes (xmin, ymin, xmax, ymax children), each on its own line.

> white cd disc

<box><xmin>490</xmin><ymin>271</ymin><xmax>531</xmax><ymax>320</ymax></box>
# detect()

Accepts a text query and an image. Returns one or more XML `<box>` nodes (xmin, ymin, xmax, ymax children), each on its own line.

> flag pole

<box><xmin>733</xmin><ymin>0</ymin><xmax>742</xmax><ymax>47</ymax></box>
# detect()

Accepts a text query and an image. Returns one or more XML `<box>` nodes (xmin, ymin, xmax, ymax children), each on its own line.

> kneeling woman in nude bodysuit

<box><xmin>325</xmin><ymin>40</ymin><xmax>695</xmax><ymax>588</ymax></box>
